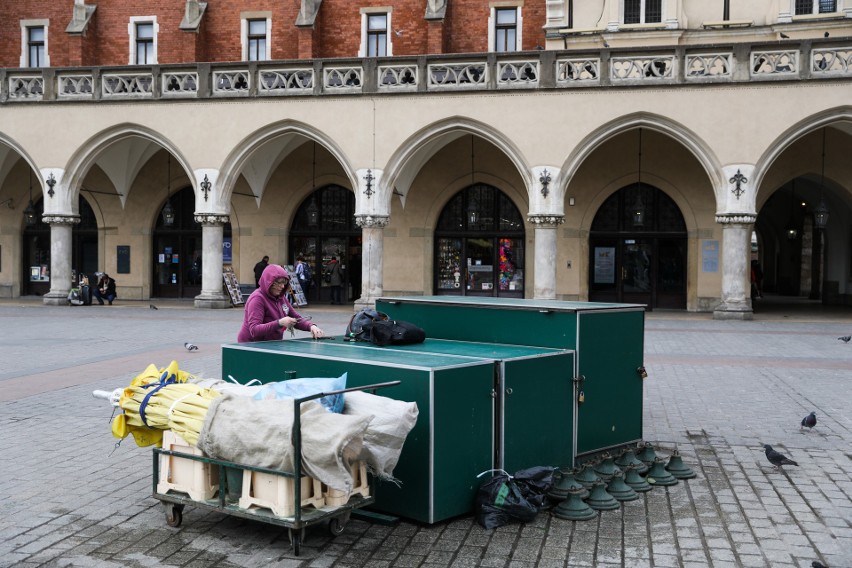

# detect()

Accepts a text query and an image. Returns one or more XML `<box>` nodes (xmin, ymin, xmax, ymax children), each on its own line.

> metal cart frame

<box><xmin>152</xmin><ymin>380</ymin><xmax>400</xmax><ymax>555</ymax></box>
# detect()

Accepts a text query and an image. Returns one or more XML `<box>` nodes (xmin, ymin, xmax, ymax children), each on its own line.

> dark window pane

<box><xmin>624</xmin><ymin>0</ymin><xmax>641</xmax><ymax>24</ymax></box>
<box><xmin>645</xmin><ymin>0</ymin><xmax>662</xmax><ymax>22</ymax></box>
<box><xmin>795</xmin><ymin>0</ymin><xmax>812</xmax><ymax>14</ymax></box>
<box><xmin>819</xmin><ymin>0</ymin><xmax>836</xmax><ymax>12</ymax></box>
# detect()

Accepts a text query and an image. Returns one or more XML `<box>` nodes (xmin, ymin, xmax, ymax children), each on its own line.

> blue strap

<box><xmin>138</xmin><ymin>371</ymin><xmax>178</xmax><ymax>426</ymax></box>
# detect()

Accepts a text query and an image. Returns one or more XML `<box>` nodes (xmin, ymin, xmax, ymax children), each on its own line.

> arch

<box><xmin>752</xmin><ymin>106</ymin><xmax>852</xmax><ymax>201</ymax></box>
<box><xmin>62</xmin><ymin>123</ymin><xmax>193</xmax><ymax>214</ymax></box>
<box><xmin>433</xmin><ymin>183</ymin><xmax>526</xmax><ymax>297</ymax></box>
<box><xmin>382</xmin><ymin>116</ymin><xmax>533</xmax><ymax>211</ymax></box>
<box><xmin>217</xmin><ymin>120</ymin><xmax>357</xmax><ymax>209</ymax></box>
<box><xmin>560</xmin><ymin>113</ymin><xmax>724</xmax><ymax>205</ymax></box>
<box><xmin>0</xmin><ymin>135</ymin><xmax>42</xmax><ymax>201</ymax></box>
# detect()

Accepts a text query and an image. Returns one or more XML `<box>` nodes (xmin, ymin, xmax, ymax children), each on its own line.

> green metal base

<box><xmin>351</xmin><ymin>509</ymin><xmax>400</xmax><ymax>526</ymax></box>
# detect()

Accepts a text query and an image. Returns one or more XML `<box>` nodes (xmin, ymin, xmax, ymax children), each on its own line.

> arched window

<box><xmin>290</xmin><ymin>185</ymin><xmax>361</xmax><ymax>304</ymax></box>
<box><xmin>435</xmin><ymin>183</ymin><xmax>525</xmax><ymax>297</ymax></box>
<box><xmin>589</xmin><ymin>183</ymin><xmax>686</xmax><ymax>309</ymax></box>
<box><xmin>153</xmin><ymin>186</ymin><xmax>231</xmax><ymax>298</ymax></box>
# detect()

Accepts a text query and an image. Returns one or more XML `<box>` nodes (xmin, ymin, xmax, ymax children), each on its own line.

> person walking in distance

<box><xmin>327</xmin><ymin>256</ymin><xmax>343</xmax><ymax>304</ymax></box>
<box><xmin>253</xmin><ymin>255</ymin><xmax>269</xmax><ymax>287</ymax></box>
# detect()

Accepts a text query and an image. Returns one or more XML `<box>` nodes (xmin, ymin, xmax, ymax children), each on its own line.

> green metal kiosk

<box><xmin>376</xmin><ymin>296</ymin><xmax>646</xmax><ymax>460</ymax></box>
<box><xmin>221</xmin><ymin>339</ymin><xmax>574</xmax><ymax>524</ymax></box>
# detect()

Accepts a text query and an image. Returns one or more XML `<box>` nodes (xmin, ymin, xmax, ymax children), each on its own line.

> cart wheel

<box><xmin>328</xmin><ymin>512</ymin><xmax>351</xmax><ymax>536</ymax></box>
<box><xmin>289</xmin><ymin>529</ymin><xmax>302</xmax><ymax>556</ymax></box>
<box><xmin>165</xmin><ymin>503</ymin><xmax>183</xmax><ymax>527</ymax></box>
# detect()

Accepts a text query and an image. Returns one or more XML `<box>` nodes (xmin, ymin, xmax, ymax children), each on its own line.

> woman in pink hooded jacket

<box><xmin>237</xmin><ymin>264</ymin><xmax>324</xmax><ymax>342</ymax></box>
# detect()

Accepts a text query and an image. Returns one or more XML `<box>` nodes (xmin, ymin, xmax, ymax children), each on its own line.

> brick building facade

<box><xmin>0</xmin><ymin>0</ymin><xmax>547</xmax><ymax>67</ymax></box>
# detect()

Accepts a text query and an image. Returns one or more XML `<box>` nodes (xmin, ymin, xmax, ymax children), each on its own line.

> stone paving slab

<box><xmin>0</xmin><ymin>302</ymin><xmax>851</xmax><ymax>567</ymax></box>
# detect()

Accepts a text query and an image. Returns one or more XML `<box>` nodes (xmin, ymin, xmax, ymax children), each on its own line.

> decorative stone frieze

<box><xmin>355</xmin><ymin>215</ymin><xmax>390</xmax><ymax>229</ymax></box>
<box><xmin>42</xmin><ymin>215</ymin><xmax>81</xmax><ymax>225</ymax></box>
<box><xmin>527</xmin><ymin>215</ymin><xmax>565</xmax><ymax>227</ymax></box>
<box><xmin>715</xmin><ymin>214</ymin><xmax>756</xmax><ymax>224</ymax></box>
<box><xmin>194</xmin><ymin>214</ymin><xmax>230</xmax><ymax>226</ymax></box>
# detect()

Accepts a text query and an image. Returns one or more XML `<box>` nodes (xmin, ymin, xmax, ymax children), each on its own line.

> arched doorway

<box><xmin>434</xmin><ymin>183</ymin><xmax>525</xmax><ymax>297</ymax></box>
<box><xmin>153</xmin><ymin>186</ymin><xmax>231</xmax><ymax>298</ymax></box>
<box><xmin>589</xmin><ymin>183</ymin><xmax>687</xmax><ymax>309</ymax></box>
<box><xmin>22</xmin><ymin>196</ymin><xmax>98</xmax><ymax>295</ymax></box>
<box><xmin>289</xmin><ymin>185</ymin><xmax>360</xmax><ymax>304</ymax></box>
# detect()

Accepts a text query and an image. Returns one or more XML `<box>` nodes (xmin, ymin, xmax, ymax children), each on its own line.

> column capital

<box><xmin>42</xmin><ymin>214</ymin><xmax>81</xmax><ymax>225</ymax></box>
<box><xmin>527</xmin><ymin>214</ymin><xmax>565</xmax><ymax>227</ymax></box>
<box><xmin>715</xmin><ymin>213</ymin><xmax>756</xmax><ymax>225</ymax></box>
<box><xmin>194</xmin><ymin>213</ymin><xmax>230</xmax><ymax>226</ymax></box>
<box><xmin>355</xmin><ymin>214</ymin><xmax>389</xmax><ymax>228</ymax></box>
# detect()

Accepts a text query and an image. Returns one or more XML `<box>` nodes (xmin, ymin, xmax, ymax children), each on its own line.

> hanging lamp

<box><xmin>786</xmin><ymin>181</ymin><xmax>798</xmax><ymax>240</ymax></box>
<box><xmin>162</xmin><ymin>154</ymin><xmax>175</xmax><ymax>227</ymax></box>
<box><xmin>813</xmin><ymin>128</ymin><xmax>829</xmax><ymax>230</ymax></box>
<box><xmin>23</xmin><ymin>167</ymin><xmax>37</xmax><ymax>226</ymax></box>
<box><xmin>631</xmin><ymin>128</ymin><xmax>646</xmax><ymax>228</ymax></box>
<box><xmin>467</xmin><ymin>137</ymin><xmax>478</xmax><ymax>224</ymax></box>
<box><xmin>307</xmin><ymin>142</ymin><xmax>319</xmax><ymax>227</ymax></box>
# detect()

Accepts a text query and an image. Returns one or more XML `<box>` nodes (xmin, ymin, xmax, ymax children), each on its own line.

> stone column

<box><xmin>42</xmin><ymin>215</ymin><xmax>80</xmax><ymax>306</ymax></box>
<box><xmin>194</xmin><ymin>214</ymin><xmax>231</xmax><ymax>309</ymax></box>
<box><xmin>713</xmin><ymin>214</ymin><xmax>755</xmax><ymax>320</ymax></box>
<box><xmin>354</xmin><ymin>215</ymin><xmax>389</xmax><ymax>310</ymax></box>
<box><xmin>528</xmin><ymin>214</ymin><xmax>565</xmax><ymax>300</ymax></box>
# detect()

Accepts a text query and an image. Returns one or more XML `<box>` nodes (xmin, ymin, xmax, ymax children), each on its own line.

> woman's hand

<box><xmin>310</xmin><ymin>325</ymin><xmax>324</xmax><ymax>339</ymax></box>
<box><xmin>278</xmin><ymin>316</ymin><xmax>297</xmax><ymax>328</ymax></box>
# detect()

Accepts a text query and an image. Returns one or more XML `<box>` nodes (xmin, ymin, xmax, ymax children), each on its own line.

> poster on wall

<box><xmin>117</xmin><ymin>246</ymin><xmax>130</xmax><ymax>274</ymax></box>
<box><xmin>223</xmin><ymin>238</ymin><xmax>232</xmax><ymax>263</ymax></box>
<box><xmin>594</xmin><ymin>247</ymin><xmax>616</xmax><ymax>284</ymax></box>
<box><xmin>702</xmin><ymin>240</ymin><xmax>719</xmax><ymax>272</ymax></box>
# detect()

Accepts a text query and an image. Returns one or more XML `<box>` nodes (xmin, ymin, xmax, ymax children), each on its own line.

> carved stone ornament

<box><xmin>715</xmin><ymin>214</ymin><xmax>756</xmax><ymax>224</ymax></box>
<box><xmin>42</xmin><ymin>214</ymin><xmax>81</xmax><ymax>225</ymax></box>
<box><xmin>527</xmin><ymin>215</ymin><xmax>565</xmax><ymax>227</ymax></box>
<box><xmin>355</xmin><ymin>215</ymin><xmax>389</xmax><ymax>229</ymax></box>
<box><xmin>425</xmin><ymin>0</ymin><xmax>448</xmax><ymax>19</ymax></box>
<box><xmin>194</xmin><ymin>214</ymin><xmax>230</xmax><ymax>225</ymax></box>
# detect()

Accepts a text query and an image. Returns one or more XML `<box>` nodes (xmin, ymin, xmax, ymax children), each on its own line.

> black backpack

<box><xmin>345</xmin><ymin>309</ymin><xmax>388</xmax><ymax>342</ymax></box>
<box><xmin>301</xmin><ymin>262</ymin><xmax>313</xmax><ymax>282</ymax></box>
<box><xmin>369</xmin><ymin>319</ymin><xmax>426</xmax><ymax>346</ymax></box>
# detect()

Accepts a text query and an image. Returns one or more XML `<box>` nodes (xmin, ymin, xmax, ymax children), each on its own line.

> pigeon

<box><xmin>838</xmin><ymin>336</ymin><xmax>850</xmax><ymax>343</ymax></box>
<box><xmin>779</xmin><ymin>32</ymin><xmax>790</xmax><ymax>39</ymax></box>
<box><xmin>824</xmin><ymin>32</ymin><xmax>830</xmax><ymax>38</ymax></box>
<box><xmin>763</xmin><ymin>444</ymin><xmax>798</xmax><ymax>470</ymax></box>
<box><xmin>801</xmin><ymin>412</ymin><xmax>817</xmax><ymax>430</ymax></box>
<box><xmin>812</xmin><ymin>561</ymin><xmax>827</xmax><ymax>568</ymax></box>
<box><xmin>149</xmin><ymin>304</ymin><xmax>158</xmax><ymax>310</ymax></box>
<box><xmin>184</xmin><ymin>342</ymin><xmax>198</xmax><ymax>351</ymax></box>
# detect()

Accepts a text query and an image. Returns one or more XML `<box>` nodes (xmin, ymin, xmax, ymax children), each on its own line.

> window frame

<box><xmin>359</xmin><ymin>7</ymin><xmax>393</xmax><ymax>58</ymax></box>
<box><xmin>488</xmin><ymin>4</ymin><xmax>523</xmax><ymax>53</ymax></box>
<box><xmin>20</xmin><ymin>19</ymin><xmax>50</xmax><ymax>68</ymax></box>
<box><xmin>623</xmin><ymin>0</ymin><xmax>663</xmax><ymax>25</ymax></box>
<box><xmin>241</xmin><ymin>13</ymin><xmax>272</xmax><ymax>62</ymax></box>
<box><xmin>494</xmin><ymin>7</ymin><xmax>519</xmax><ymax>52</ymax></box>
<box><xmin>128</xmin><ymin>16</ymin><xmax>158</xmax><ymax>65</ymax></box>
<box><xmin>246</xmin><ymin>19</ymin><xmax>268</xmax><ymax>61</ymax></box>
<box><xmin>794</xmin><ymin>0</ymin><xmax>838</xmax><ymax>14</ymax></box>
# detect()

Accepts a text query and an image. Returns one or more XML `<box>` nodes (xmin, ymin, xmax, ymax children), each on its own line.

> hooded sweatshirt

<box><xmin>237</xmin><ymin>264</ymin><xmax>313</xmax><ymax>343</ymax></box>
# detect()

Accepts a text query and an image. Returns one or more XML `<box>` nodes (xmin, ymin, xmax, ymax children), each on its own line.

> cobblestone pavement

<box><xmin>0</xmin><ymin>299</ymin><xmax>851</xmax><ymax>568</ymax></box>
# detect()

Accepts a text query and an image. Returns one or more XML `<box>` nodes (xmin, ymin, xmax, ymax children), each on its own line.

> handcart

<box><xmin>152</xmin><ymin>380</ymin><xmax>400</xmax><ymax>556</ymax></box>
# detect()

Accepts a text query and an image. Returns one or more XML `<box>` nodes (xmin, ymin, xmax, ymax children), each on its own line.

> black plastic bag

<box><xmin>513</xmin><ymin>466</ymin><xmax>556</xmax><ymax>510</ymax></box>
<box><xmin>369</xmin><ymin>319</ymin><xmax>426</xmax><ymax>346</ymax></box>
<box><xmin>475</xmin><ymin>467</ymin><xmax>554</xmax><ymax>529</ymax></box>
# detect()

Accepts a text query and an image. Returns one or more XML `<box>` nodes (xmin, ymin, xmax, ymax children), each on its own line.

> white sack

<box><xmin>343</xmin><ymin>391</ymin><xmax>418</xmax><ymax>479</ymax></box>
<box><xmin>197</xmin><ymin>393</ymin><xmax>372</xmax><ymax>491</ymax></box>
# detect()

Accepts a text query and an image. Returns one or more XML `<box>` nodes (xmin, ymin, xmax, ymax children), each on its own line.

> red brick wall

<box><xmin>0</xmin><ymin>1</ymin><xmax>546</xmax><ymax>68</ymax></box>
